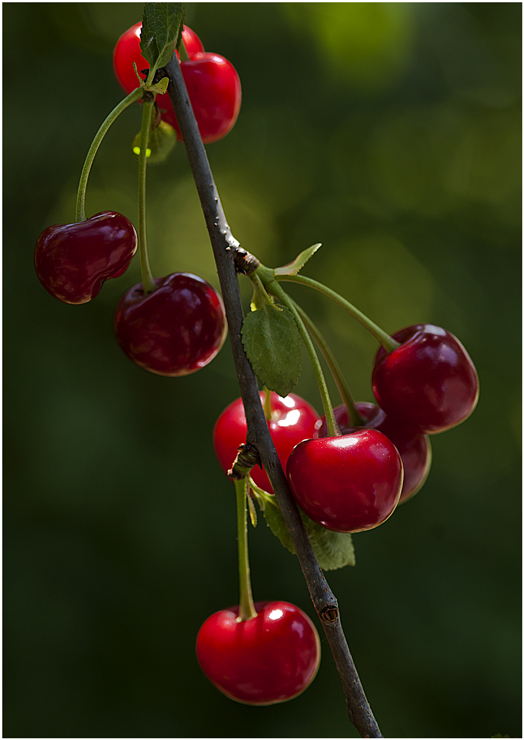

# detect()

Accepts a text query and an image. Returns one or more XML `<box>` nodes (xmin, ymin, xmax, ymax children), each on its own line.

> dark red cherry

<box><xmin>372</xmin><ymin>324</ymin><xmax>479</xmax><ymax>434</ymax></box>
<box><xmin>213</xmin><ymin>391</ymin><xmax>319</xmax><ymax>493</ymax></box>
<box><xmin>196</xmin><ymin>601</ymin><xmax>321</xmax><ymax>705</ymax></box>
<box><xmin>34</xmin><ymin>211</ymin><xmax>138</xmax><ymax>304</ymax></box>
<box><xmin>287</xmin><ymin>429</ymin><xmax>403</xmax><ymax>533</ymax></box>
<box><xmin>113</xmin><ymin>272</ymin><xmax>227</xmax><ymax>376</ymax></box>
<box><xmin>316</xmin><ymin>402</ymin><xmax>431</xmax><ymax>503</ymax></box>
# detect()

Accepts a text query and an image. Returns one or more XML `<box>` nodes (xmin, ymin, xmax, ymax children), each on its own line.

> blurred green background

<box><xmin>3</xmin><ymin>3</ymin><xmax>521</xmax><ymax>738</ymax></box>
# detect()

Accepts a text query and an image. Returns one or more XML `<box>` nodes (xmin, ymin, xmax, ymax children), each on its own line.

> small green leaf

<box><xmin>148</xmin><ymin>76</ymin><xmax>170</xmax><ymax>95</ymax></box>
<box><xmin>274</xmin><ymin>244</ymin><xmax>322</xmax><ymax>277</ymax></box>
<box><xmin>132</xmin><ymin>120</ymin><xmax>176</xmax><ymax>164</ymax></box>
<box><xmin>258</xmin><ymin>495</ymin><xmax>297</xmax><ymax>555</ymax></box>
<box><xmin>249</xmin><ymin>479</ymin><xmax>355</xmax><ymax>569</ymax></box>
<box><xmin>141</xmin><ymin>3</ymin><xmax>184</xmax><ymax>80</ymax></box>
<box><xmin>302</xmin><ymin>514</ymin><xmax>356</xmax><ymax>570</ymax></box>
<box><xmin>242</xmin><ymin>303</ymin><xmax>302</xmax><ymax>397</ymax></box>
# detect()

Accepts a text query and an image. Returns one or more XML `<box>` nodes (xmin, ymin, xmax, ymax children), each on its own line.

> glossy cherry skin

<box><xmin>113</xmin><ymin>23</ymin><xmax>242</xmax><ymax>144</ymax></box>
<box><xmin>113</xmin><ymin>273</ymin><xmax>227</xmax><ymax>377</ymax></box>
<box><xmin>372</xmin><ymin>324</ymin><xmax>479</xmax><ymax>434</ymax></box>
<box><xmin>287</xmin><ymin>429</ymin><xmax>403</xmax><ymax>533</ymax></box>
<box><xmin>34</xmin><ymin>211</ymin><xmax>138</xmax><ymax>305</ymax></box>
<box><xmin>161</xmin><ymin>52</ymin><xmax>242</xmax><ymax>144</ymax></box>
<box><xmin>213</xmin><ymin>392</ymin><xmax>320</xmax><ymax>493</ymax></box>
<box><xmin>196</xmin><ymin>601</ymin><xmax>321</xmax><ymax>705</ymax></box>
<box><xmin>316</xmin><ymin>403</ymin><xmax>431</xmax><ymax>503</ymax></box>
<box><xmin>113</xmin><ymin>22</ymin><xmax>204</xmax><ymax>94</ymax></box>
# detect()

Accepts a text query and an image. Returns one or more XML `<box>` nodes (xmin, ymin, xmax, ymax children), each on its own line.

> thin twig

<box><xmin>164</xmin><ymin>55</ymin><xmax>383</xmax><ymax>739</ymax></box>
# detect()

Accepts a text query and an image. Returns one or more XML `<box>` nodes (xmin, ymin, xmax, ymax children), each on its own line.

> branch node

<box><xmin>230</xmin><ymin>247</ymin><xmax>260</xmax><ymax>275</ymax></box>
<box><xmin>320</xmin><ymin>605</ymin><xmax>340</xmax><ymax>624</ymax></box>
<box><xmin>228</xmin><ymin>442</ymin><xmax>261</xmax><ymax>479</ymax></box>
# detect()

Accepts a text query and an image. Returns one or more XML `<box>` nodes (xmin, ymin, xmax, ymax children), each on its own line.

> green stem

<box><xmin>263</xmin><ymin>386</ymin><xmax>273</xmax><ymax>421</ymax></box>
<box><xmin>75</xmin><ymin>87</ymin><xmax>143</xmax><ymax>223</ymax></box>
<box><xmin>137</xmin><ymin>99</ymin><xmax>157</xmax><ymax>294</ymax></box>
<box><xmin>277</xmin><ymin>274</ymin><xmax>400</xmax><ymax>353</ymax></box>
<box><xmin>260</xmin><ymin>276</ymin><xmax>340</xmax><ymax>437</ymax></box>
<box><xmin>292</xmin><ymin>300</ymin><xmax>365</xmax><ymax>427</ymax></box>
<box><xmin>235</xmin><ymin>477</ymin><xmax>257</xmax><ymax>621</ymax></box>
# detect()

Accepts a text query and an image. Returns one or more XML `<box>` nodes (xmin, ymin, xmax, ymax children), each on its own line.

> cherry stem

<box><xmin>234</xmin><ymin>477</ymin><xmax>257</xmax><ymax>622</ymax></box>
<box><xmin>262</xmin><ymin>386</ymin><xmax>273</xmax><ymax>421</ymax></box>
<box><xmin>264</xmin><ymin>277</ymin><xmax>340</xmax><ymax>438</ymax></box>
<box><xmin>75</xmin><ymin>87</ymin><xmax>143</xmax><ymax>223</ymax></box>
<box><xmin>291</xmin><ymin>300</ymin><xmax>366</xmax><ymax>427</ymax></box>
<box><xmin>137</xmin><ymin>99</ymin><xmax>157</xmax><ymax>294</ymax></box>
<box><xmin>277</xmin><ymin>274</ymin><xmax>400</xmax><ymax>353</ymax></box>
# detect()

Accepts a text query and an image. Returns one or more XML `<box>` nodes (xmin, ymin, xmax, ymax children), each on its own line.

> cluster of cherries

<box><xmin>33</xmin><ymin>17</ymin><xmax>320</xmax><ymax>707</ymax></box>
<box><xmin>33</xmin><ymin>15</ymin><xmax>480</xmax><ymax>710</ymax></box>
<box><xmin>113</xmin><ymin>22</ymin><xmax>242</xmax><ymax>144</ymax></box>
<box><xmin>34</xmin><ymin>21</ymin><xmax>237</xmax><ymax>377</ymax></box>
<box><xmin>209</xmin><ymin>323</ymin><xmax>478</xmax><ymax>703</ymax></box>
<box><xmin>215</xmin><ymin>324</ymin><xmax>479</xmax><ymax>532</ymax></box>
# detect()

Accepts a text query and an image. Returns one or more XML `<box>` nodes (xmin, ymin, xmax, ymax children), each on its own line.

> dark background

<box><xmin>3</xmin><ymin>3</ymin><xmax>521</xmax><ymax>738</ymax></box>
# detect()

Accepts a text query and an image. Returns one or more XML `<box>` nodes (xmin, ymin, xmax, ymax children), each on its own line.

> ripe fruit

<box><xmin>113</xmin><ymin>22</ymin><xmax>242</xmax><ymax>144</ymax></box>
<box><xmin>34</xmin><ymin>211</ymin><xmax>137</xmax><ymax>305</ymax></box>
<box><xmin>287</xmin><ymin>430</ymin><xmax>403</xmax><ymax>533</ymax></box>
<box><xmin>196</xmin><ymin>601</ymin><xmax>321</xmax><ymax>705</ymax></box>
<box><xmin>213</xmin><ymin>392</ymin><xmax>320</xmax><ymax>492</ymax></box>
<box><xmin>113</xmin><ymin>272</ymin><xmax>227</xmax><ymax>376</ymax></box>
<box><xmin>372</xmin><ymin>324</ymin><xmax>479</xmax><ymax>434</ymax></box>
<box><xmin>160</xmin><ymin>52</ymin><xmax>242</xmax><ymax>144</ymax></box>
<box><xmin>113</xmin><ymin>22</ymin><xmax>204</xmax><ymax>94</ymax></box>
<box><xmin>316</xmin><ymin>402</ymin><xmax>431</xmax><ymax>503</ymax></box>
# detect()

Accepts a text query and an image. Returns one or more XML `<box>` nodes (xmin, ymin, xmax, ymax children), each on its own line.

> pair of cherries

<box><xmin>34</xmin><ymin>211</ymin><xmax>227</xmax><ymax>377</ymax></box>
<box><xmin>214</xmin><ymin>325</ymin><xmax>479</xmax><ymax>533</ymax></box>
<box><xmin>113</xmin><ymin>22</ymin><xmax>242</xmax><ymax>144</ymax></box>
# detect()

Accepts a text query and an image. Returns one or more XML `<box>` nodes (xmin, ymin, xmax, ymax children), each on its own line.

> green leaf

<box><xmin>242</xmin><ymin>303</ymin><xmax>302</xmax><ymax>397</ymax></box>
<box><xmin>302</xmin><ymin>513</ymin><xmax>356</xmax><ymax>570</ymax></box>
<box><xmin>249</xmin><ymin>480</ymin><xmax>355</xmax><ymax>569</ymax></box>
<box><xmin>274</xmin><ymin>243</ymin><xmax>322</xmax><ymax>277</ymax></box>
<box><xmin>148</xmin><ymin>76</ymin><xmax>170</xmax><ymax>95</ymax></box>
<box><xmin>141</xmin><ymin>3</ymin><xmax>184</xmax><ymax>79</ymax></box>
<box><xmin>258</xmin><ymin>495</ymin><xmax>297</xmax><ymax>555</ymax></box>
<box><xmin>132</xmin><ymin>120</ymin><xmax>177</xmax><ymax>165</ymax></box>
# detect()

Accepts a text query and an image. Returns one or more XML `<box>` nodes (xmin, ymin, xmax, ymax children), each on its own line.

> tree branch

<box><xmin>164</xmin><ymin>55</ymin><xmax>382</xmax><ymax>739</ymax></box>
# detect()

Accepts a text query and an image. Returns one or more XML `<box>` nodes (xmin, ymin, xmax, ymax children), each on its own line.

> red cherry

<box><xmin>372</xmin><ymin>324</ymin><xmax>479</xmax><ymax>434</ymax></box>
<box><xmin>34</xmin><ymin>211</ymin><xmax>137</xmax><ymax>305</ymax></box>
<box><xmin>287</xmin><ymin>430</ymin><xmax>403</xmax><ymax>533</ymax></box>
<box><xmin>113</xmin><ymin>23</ymin><xmax>242</xmax><ymax>144</ymax></box>
<box><xmin>213</xmin><ymin>392</ymin><xmax>320</xmax><ymax>493</ymax></box>
<box><xmin>196</xmin><ymin>601</ymin><xmax>321</xmax><ymax>705</ymax></box>
<box><xmin>112</xmin><ymin>22</ymin><xmax>204</xmax><ymax>94</ymax></box>
<box><xmin>316</xmin><ymin>402</ymin><xmax>431</xmax><ymax>503</ymax></box>
<box><xmin>161</xmin><ymin>52</ymin><xmax>242</xmax><ymax>144</ymax></box>
<box><xmin>113</xmin><ymin>273</ymin><xmax>227</xmax><ymax>377</ymax></box>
